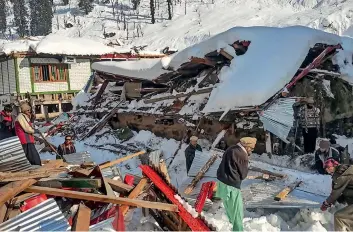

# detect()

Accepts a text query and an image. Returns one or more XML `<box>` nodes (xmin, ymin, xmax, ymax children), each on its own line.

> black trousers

<box><xmin>302</xmin><ymin>128</ymin><xmax>318</xmax><ymax>153</ymax></box>
<box><xmin>22</xmin><ymin>143</ymin><xmax>41</xmax><ymax>166</ymax></box>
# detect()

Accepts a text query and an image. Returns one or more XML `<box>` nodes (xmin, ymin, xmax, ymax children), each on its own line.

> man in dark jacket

<box><xmin>321</xmin><ymin>158</ymin><xmax>353</xmax><ymax>231</ymax></box>
<box><xmin>0</xmin><ymin>104</ymin><xmax>14</xmax><ymax>140</ymax></box>
<box><xmin>315</xmin><ymin>140</ymin><xmax>349</xmax><ymax>174</ymax></box>
<box><xmin>185</xmin><ymin>136</ymin><xmax>202</xmax><ymax>174</ymax></box>
<box><xmin>57</xmin><ymin>135</ymin><xmax>76</xmax><ymax>159</ymax></box>
<box><xmin>216</xmin><ymin>137</ymin><xmax>257</xmax><ymax>232</ymax></box>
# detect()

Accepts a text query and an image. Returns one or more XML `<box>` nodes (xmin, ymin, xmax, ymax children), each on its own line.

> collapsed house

<box><xmin>73</xmin><ymin>26</ymin><xmax>353</xmax><ymax>156</ymax></box>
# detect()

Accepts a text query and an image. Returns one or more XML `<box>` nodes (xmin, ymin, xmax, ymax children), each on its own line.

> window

<box><xmin>31</xmin><ymin>64</ymin><xmax>68</xmax><ymax>82</ymax></box>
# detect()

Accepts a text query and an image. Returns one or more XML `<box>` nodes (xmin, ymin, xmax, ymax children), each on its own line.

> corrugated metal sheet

<box><xmin>0</xmin><ymin>136</ymin><xmax>33</xmax><ymax>172</ymax></box>
<box><xmin>187</xmin><ymin>150</ymin><xmax>223</xmax><ymax>177</ymax></box>
<box><xmin>101</xmin><ymin>165</ymin><xmax>123</xmax><ymax>179</ymax></box>
<box><xmin>0</xmin><ymin>198</ymin><xmax>70</xmax><ymax>231</ymax></box>
<box><xmin>260</xmin><ymin>98</ymin><xmax>296</xmax><ymax>143</ymax></box>
<box><xmin>89</xmin><ymin>218</ymin><xmax>114</xmax><ymax>231</ymax></box>
<box><xmin>63</xmin><ymin>151</ymin><xmax>93</xmax><ymax>165</ymax></box>
<box><xmin>242</xmin><ymin>180</ymin><xmax>325</xmax><ymax>208</ymax></box>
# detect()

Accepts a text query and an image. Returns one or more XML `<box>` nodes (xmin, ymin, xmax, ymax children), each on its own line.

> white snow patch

<box><xmin>36</xmin><ymin>34</ymin><xmax>116</xmax><ymax>55</ymax></box>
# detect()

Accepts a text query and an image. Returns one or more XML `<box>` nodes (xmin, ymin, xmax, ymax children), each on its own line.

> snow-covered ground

<box><xmin>40</xmin><ymin>130</ymin><xmax>353</xmax><ymax>231</ymax></box>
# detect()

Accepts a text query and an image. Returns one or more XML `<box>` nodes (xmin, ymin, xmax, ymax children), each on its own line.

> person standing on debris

<box><xmin>57</xmin><ymin>135</ymin><xmax>76</xmax><ymax>159</ymax></box>
<box><xmin>0</xmin><ymin>104</ymin><xmax>15</xmax><ymax>140</ymax></box>
<box><xmin>320</xmin><ymin>158</ymin><xmax>353</xmax><ymax>231</ymax></box>
<box><xmin>315</xmin><ymin>140</ymin><xmax>349</xmax><ymax>174</ymax></box>
<box><xmin>15</xmin><ymin>103</ymin><xmax>41</xmax><ymax>166</ymax></box>
<box><xmin>216</xmin><ymin>137</ymin><xmax>257</xmax><ymax>232</ymax></box>
<box><xmin>185</xmin><ymin>136</ymin><xmax>202</xmax><ymax>174</ymax></box>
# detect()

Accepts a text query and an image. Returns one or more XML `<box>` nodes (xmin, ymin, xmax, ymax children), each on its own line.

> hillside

<box><xmin>3</xmin><ymin>0</ymin><xmax>353</xmax><ymax>51</ymax></box>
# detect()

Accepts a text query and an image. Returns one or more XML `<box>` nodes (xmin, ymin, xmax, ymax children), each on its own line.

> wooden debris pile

<box><xmin>0</xmin><ymin>149</ymin><xmax>217</xmax><ymax>231</ymax></box>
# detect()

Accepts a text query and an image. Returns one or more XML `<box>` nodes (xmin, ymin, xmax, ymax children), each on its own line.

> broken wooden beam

<box><xmin>248</xmin><ymin>166</ymin><xmax>287</xmax><ymax>179</ymax></box>
<box><xmin>99</xmin><ymin>150</ymin><xmax>146</xmax><ymax>169</ymax></box>
<box><xmin>0</xmin><ymin>168</ymin><xmax>67</xmax><ymax>182</ymax></box>
<box><xmin>25</xmin><ymin>186</ymin><xmax>177</xmax><ymax>212</ymax></box>
<box><xmin>37</xmin><ymin>178</ymin><xmax>102</xmax><ymax>189</ymax></box>
<box><xmin>120</xmin><ymin>178</ymin><xmax>148</xmax><ymax>216</ymax></box>
<box><xmin>104</xmin><ymin>178</ymin><xmax>134</xmax><ymax>195</ymax></box>
<box><xmin>0</xmin><ymin>179</ymin><xmax>37</xmax><ymax>206</ymax></box>
<box><xmin>72</xmin><ymin>203</ymin><xmax>91</xmax><ymax>231</ymax></box>
<box><xmin>184</xmin><ymin>153</ymin><xmax>218</xmax><ymax>195</ymax></box>
<box><xmin>274</xmin><ymin>181</ymin><xmax>302</xmax><ymax>201</ymax></box>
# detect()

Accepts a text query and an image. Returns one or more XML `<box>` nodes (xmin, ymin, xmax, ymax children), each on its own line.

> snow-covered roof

<box><xmin>0</xmin><ymin>39</ymin><xmax>40</xmax><ymax>55</ymax></box>
<box><xmin>91</xmin><ymin>26</ymin><xmax>353</xmax><ymax>113</ymax></box>
<box><xmin>35</xmin><ymin>34</ymin><xmax>116</xmax><ymax>56</ymax></box>
<box><xmin>92</xmin><ymin>59</ymin><xmax>169</xmax><ymax>81</ymax></box>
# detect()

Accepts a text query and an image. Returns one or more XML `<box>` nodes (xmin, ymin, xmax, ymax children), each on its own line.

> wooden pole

<box><xmin>25</xmin><ymin>186</ymin><xmax>177</xmax><ymax>212</ymax></box>
<box><xmin>120</xmin><ymin>178</ymin><xmax>148</xmax><ymax>216</ymax></box>
<box><xmin>248</xmin><ymin>166</ymin><xmax>287</xmax><ymax>179</ymax></box>
<box><xmin>99</xmin><ymin>150</ymin><xmax>146</xmax><ymax>169</ymax></box>
<box><xmin>184</xmin><ymin>153</ymin><xmax>218</xmax><ymax>195</ymax></box>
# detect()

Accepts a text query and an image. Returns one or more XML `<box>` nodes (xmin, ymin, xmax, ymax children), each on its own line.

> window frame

<box><xmin>31</xmin><ymin>63</ymin><xmax>68</xmax><ymax>83</ymax></box>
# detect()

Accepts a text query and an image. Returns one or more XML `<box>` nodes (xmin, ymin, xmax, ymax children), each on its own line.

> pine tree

<box><xmin>78</xmin><ymin>0</ymin><xmax>94</xmax><ymax>15</ymax></box>
<box><xmin>30</xmin><ymin>0</ymin><xmax>53</xmax><ymax>36</ymax></box>
<box><xmin>41</xmin><ymin>0</ymin><xmax>53</xmax><ymax>35</ymax></box>
<box><xmin>13</xmin><ymin>0</ymin><xmax>29</xmax><ymax>37</ymax></box>
<box><xmin>0</xmin><ymin>0</ymin><xmax>6</xmax><ymax>33</ymax></box>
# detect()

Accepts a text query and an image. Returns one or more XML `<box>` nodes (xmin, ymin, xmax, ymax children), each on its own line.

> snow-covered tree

<box><xmin>78</xmin><ymin>0</ymin><xmax>94</xmax><ymax>15</ymax></box>
<box><xmin>62</xmin><ymin>0</ymin><xmax>70</xmax><ymax>4</ymax></box>
<box><xmin>132</xmin><ymin>0</ymin><xmax>140</xmax><ymax>10</ymax></box>
<box><xmin>150</xmin><ymin>0</ymin><xmax>155</xmax><ymax>24</ymax></box>
<box><xmin>29</xmin><ymin>0</ymin><xmax>52</xmax><ymax>36</ymax></box>
<box><xmin>167</xmin><ymin>0</ymin><xmax>172</xmax><ymax>20</ymax></box>
<box><xmin>0</xmin><ymin>0</ymin><xmax>6</xmax><ymax>33</ymax></box>
<box><xmin>13</xmin><ymin>0</ymin><xmax>29</xmax><ymax>37</ymax></box>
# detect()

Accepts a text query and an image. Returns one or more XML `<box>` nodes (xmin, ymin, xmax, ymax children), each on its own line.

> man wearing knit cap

<box><xmin>314</xmin><ymin>139</ymin><xmax>346</xmax><ymax>174</ymax></box>
<box><xmin>321</xmin><ymin>158</ymin><xmax>353</xmax><ymax>231</ymax></box>
<box><xmin>15</xmin><ymin>103</ymin><xmax>41</xmax><ymax>166</ymax></box>
<box><xmin>216</xmin><ymin>136</ymin><xmax>257</xmax><ymax>231</ymax></box>
<box><xmin>185</xmin><ymin>135</ymin><xmax>202</xmax><ymax>174</ymax></box>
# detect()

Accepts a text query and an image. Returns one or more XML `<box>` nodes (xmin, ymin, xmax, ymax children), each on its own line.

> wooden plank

<box><xmin>99</xmin><ymin>151</ymin><xmax>146</xmax><ymax>169</ymax></box>
<box><xmin>93</xmin><ymin>80</ymin><xmax>109</xmax><ymax>105</ymax></box>
<box><xmin>40</xmin><ymin>159</ymin><xmax>65</xmax><ymax>169</ymax></box>
<box><xmin>37</xmin><ymin>178</ymin><xmax>102</xmax><ymax>189</ymax></box>
<box><xmin>0</xmin><ymin>204</ymin><xmax>7</xmax><ymax>223</ymax></box>
<box><xmin>25</xmin><ymin>186</ymin><xmax>177</xmax><ymax>212</ymax></box>
<box><xmin>219</xmin><ymin>48</ymin><xmax>234</xmax><ymax>60</ymax></box>
<box><xmin>274</xmin><ymin>181</ymin><xmax>302</xmax><ymax>201</ymax></box>
<box><xmin>189</xmin><ymin>57</ymin><xmax>215</xmax><ymax>67</ymax></box>
<box><xmin>0</xmin><ymin>179</ymin><xmax>37</xmax><ymax>206</ymax></box>
<box><xmin>0</xmin><ymin>168</ymin><xmax>67</xmax><ymax>182</ymax></box>
<box><xmin>72</xmin><ymin>203</ymin><xmax>91</xmax><ymax>231</ymax></box>
<box><xmin>184</xmin><ymin>153</ymin><xmax>218</xmax><ymax>195</ymax></box>
<box><xmin>120</xmin><ymin>178</ymin><xmax>148</xmax><ymax>216</ymax></box>
<box><xmin>104</xmin><ymin>178</ymin><xmax>133</xmax><ymax>194</ymax></box>
<box><xmin>249</xmin><ymin>166</ymin><xmax>287</xmax><ymax>179</ymax></box>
